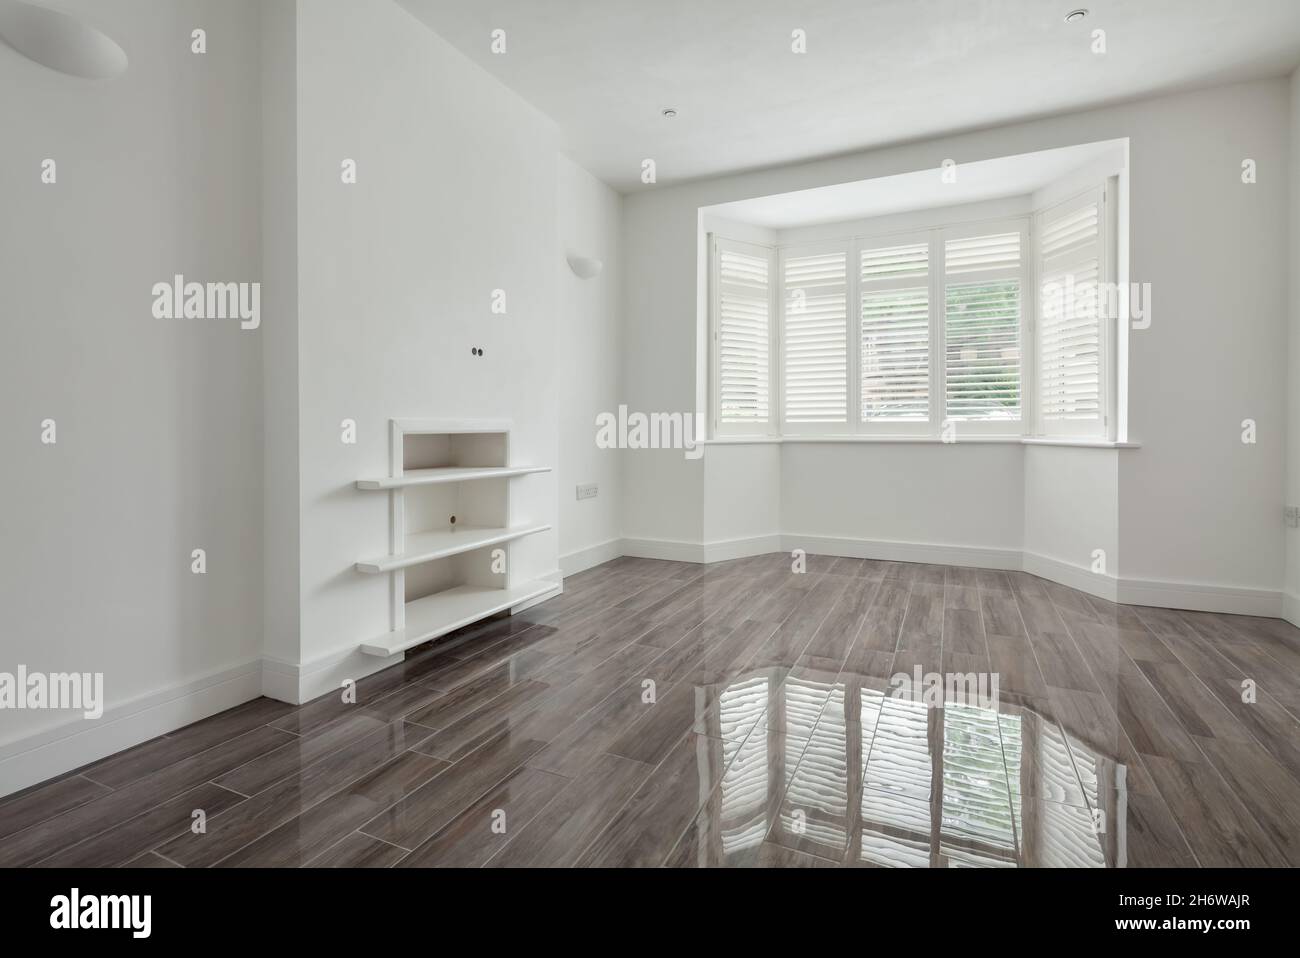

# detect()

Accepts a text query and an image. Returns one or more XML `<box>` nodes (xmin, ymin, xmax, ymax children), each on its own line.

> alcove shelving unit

<box><xmin>354</xmin><ymin>419</ymin><xmax>554</xmax><ymax>658</ymax></box>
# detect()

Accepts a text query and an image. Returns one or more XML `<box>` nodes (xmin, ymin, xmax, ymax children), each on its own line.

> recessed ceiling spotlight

<box><xmin>1065</xmin><ymin>8</ymin><xmax>1088</xmax><ymax>22</ymax></box>
<box><xmin>661</xmin><ymin>108</ymin><xmax>678</xmax><ymax>118</ymax></box>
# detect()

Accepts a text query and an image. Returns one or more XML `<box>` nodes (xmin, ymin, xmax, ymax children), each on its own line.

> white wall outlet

<box><xmin>1285</xmin><ymin>505</ymin><xmax>1300</xmax><ymax>528</ymax></box>
<box><xmin>576</xmin><ymin>483</ymin><xmax>598</xmax><ymax>501</ymax></box>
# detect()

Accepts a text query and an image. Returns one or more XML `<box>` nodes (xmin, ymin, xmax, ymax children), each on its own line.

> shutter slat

<box><xmin>784</xmin><ymin>250</ymin><xmax>848</xmax><ymax>424</ymax></box>
<box><xmin>718</xmin><ymin>246</ymin><xmax>771</xmax><ymax>425</ymax></box>
<box><xmin>860</xmin><ymin>241</ymin><xmax>929</xmax><ymax>422</ymax></box>
<box><xmin>1038</xmin><ymin>201</ymin><xmax>1102</xmax><ymax>424</ymax></box>
<box><xmin>944</xmin><ymin>231</ymin><xmax>1022</xmax><ymax>422</ymax></box>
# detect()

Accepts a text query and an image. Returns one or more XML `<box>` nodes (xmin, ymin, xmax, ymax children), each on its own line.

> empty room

<box><xmin>2</xmin><ymin>0</ymin><xmax>1300</xmax><ymax>923</ymax></box>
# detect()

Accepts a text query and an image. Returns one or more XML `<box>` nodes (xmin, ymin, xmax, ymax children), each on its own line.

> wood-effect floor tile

<box><xmin>486</xmin><ymin>753</ymin><xmax>653</xmax><ymax>867</ymax></box>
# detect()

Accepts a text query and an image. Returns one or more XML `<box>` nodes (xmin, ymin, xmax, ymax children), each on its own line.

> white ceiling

<box><xmin>397</xmin><ymin>0</ymin><xmax>1300</xmax><ymax>192</ymax></box>
<box><xmin>707</xmin><ymin>140</ymin><xmax>1122</xmax><ymax>229</ymax></box>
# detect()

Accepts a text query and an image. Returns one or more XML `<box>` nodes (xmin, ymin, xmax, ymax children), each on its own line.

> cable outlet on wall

<box><xmin>576</xmin><ymin>483</ymin><xmax>599</xmax><ymax>501</ymax></box>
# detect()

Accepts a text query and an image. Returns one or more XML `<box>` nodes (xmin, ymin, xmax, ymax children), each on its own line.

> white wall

<box><xmin>557</xmin><ymin>156</ymin><xmax>623</xmax><ymax>575</ymax></box>
<box><xmin>1023</xmin><ymin>446</ymin><xmax>1119</xmax><ymax>593</ymax></box>
<box><xmin>1287</xmin><ymin>67</ymin><xmax>1300</xmax><ymax>626</ymax></box>
<box><xmin>783</xmin><ymin>444</ymin><xmax>1024</xmax><ymax>557</ymax></box>
<box><xmin>0</xmin><ymin>0</ymin><xmax>265</xmax><ymax>790</ymax></box>
<box><xmin>290</xmin><ymin>0</ymin><xmax>562</xmax><ymax>698</ymax></box>
<box><xmin>622</xmin><ymin>196</ymin><xmax>706</xmax><ymax>546</ymax></box>
<box><xmin>1115</xmin><ymin>81</ymin><xmax>1288</xmax><ymax>599</ymax></box>
<box><xmin>623</xmin><ymin>79</ymin><xmax>1291</xmax><ymax>609</ymax></box>
<box><xmin>702</xmin><ymin>444</ymin><xmax>780</xmax><ymax>552</ymax></box>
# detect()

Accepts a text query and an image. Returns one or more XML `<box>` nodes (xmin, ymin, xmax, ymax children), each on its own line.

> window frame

<box><xmin>938</xmin><ymin>218</ymin><xmax>1031</xmax><ymax>438</ymax></box>
<box><xmin>1030</xmin><ymin>187</ymin><xmax>1112</xmax><ymax>440</ymax></box>
<box><xmin>778</xmin><ymin>239</ymin><xmax>853</xmax><ymax>436</ymax></box>
<box><xmin>709</xmin><ymin>233</ymin><xmax>779</xmax><ymax>438</ymax></box>
<box><xmin>853</xmin><ymin>228</ymin><xmax>937</xmax><ymax>436</ymax></box>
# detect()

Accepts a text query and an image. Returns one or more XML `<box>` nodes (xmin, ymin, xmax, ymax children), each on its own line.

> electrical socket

<box><xmin>576</xmin><ymin>483</ymin><xmax>599</xmax><ymax>501</ymax></box>
<box><xmin>1285</xmin><ymin>505</ymin><xmax>1300</xmax><ymax>528</ymax></box>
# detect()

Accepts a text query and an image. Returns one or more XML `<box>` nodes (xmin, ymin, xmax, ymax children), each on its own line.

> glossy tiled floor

<box><xmin>4</xmin><ymin>554</ymin><xmax>1300</xmax><ymax>867</ymax></box>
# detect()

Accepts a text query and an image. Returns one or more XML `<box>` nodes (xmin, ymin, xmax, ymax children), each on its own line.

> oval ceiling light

<box><xmin>661</xmin><ymin>108</ymin><xmax>677</xmax><ymax>118</ymax></box>
<box><xmin>0</xmin><ymin>0</ymin><xmax>128</xmax><ymax>79</ymax></box>
<box><xmin>1064</xmin><ymin>8</ymin><xmax>1088</xmax><ymax>22</ymax></box>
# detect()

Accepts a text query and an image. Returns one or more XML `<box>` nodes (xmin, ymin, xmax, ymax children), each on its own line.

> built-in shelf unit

<box><xmin>354</xmin><ymin>419</ymin><xmax>554</xmax><ymax>658</ymax></box>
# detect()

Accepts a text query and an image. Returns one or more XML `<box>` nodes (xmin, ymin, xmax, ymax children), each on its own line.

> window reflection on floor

<box><xmin>705</xmin><ymin>669</ymin><xmax>1115</xmax><ymax>866</ymax></box>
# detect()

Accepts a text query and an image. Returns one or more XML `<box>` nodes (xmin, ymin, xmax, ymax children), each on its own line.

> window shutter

<box><xmin>859</xmin><ymin>241</ymin><xmax>929</xmax><ymax>422</ymax></box>
<box><xmin>718</xmin><ymin>676</ymin><xmax>770</xmax><ymax>852</ymax></box>
<box><xmin>1037</xmin><ymin>196</ymin><xmax>1103</xmax><ymax>431</ymax></box>
<box><xmin>782</xmin><ymin>248</ymin><xmax>848</xmax><ymax>426</ymax></box>
<box><xmin>779</xmin><ymin>683</ymin><xmax>847</xmax><ymax>851</ymax></box>
<box><xmin>715</xmin><ymin>241</ymin><xmax>772</xmax><ymax>428</ymax></box>
<box><xmin>943</xmin><ymin>232</ymin><xmax>1022</xmax><ymax>422</ymax></box>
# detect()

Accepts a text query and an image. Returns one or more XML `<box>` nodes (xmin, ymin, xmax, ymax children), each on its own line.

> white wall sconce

<box><xmin>566</xmin><ymin>253</ymin><xmax>603</xmax><ymax>280</ymax></box>
<box><xmin>0</xmin><ymin>0</ymin><xmax>128</xmax><ymax>79</ymax></box>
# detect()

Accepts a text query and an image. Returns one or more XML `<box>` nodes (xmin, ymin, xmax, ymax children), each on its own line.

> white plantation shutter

<box><xmin>943</xmin><ymin>231</ymin><xmax>1023</xmax><ymax>423</ymax></box>
<box><xmin>779</xmin><ymin>684</ymin><xmax>847</xmax><ymax>854</ymax></box>
<box><xmin>860</xmin><ymin>241</ymin><xmax>930</xmax><ymax>423</ymax></box>
<box><xmin>717</xmin><ymin>676</ymin><xmax>770</xmax><ymax>852</ymax></box>
<box><xmin>713</xmin><ymin>238</ymin><xmax>773</xmax><ymax>433</ymax></box>
<box><xmin>1037</xmin><ymin>192</ymin><xmax>1104</xmax><ymax>435</ymax></box>
<box><xmin>782</xmin><ymin>247</ymin><xmax>848</xmax><ymax>427</ymax></box>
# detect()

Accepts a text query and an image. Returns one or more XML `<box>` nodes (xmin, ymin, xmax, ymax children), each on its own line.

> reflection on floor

<box><xmin>3</xmin><ymin>553</ymin><xmax>1300</xmax><ymax>867</ymax></box>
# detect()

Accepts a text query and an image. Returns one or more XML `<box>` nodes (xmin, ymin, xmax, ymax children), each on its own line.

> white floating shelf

<box><xmin>354</xmin><ymin>523</ymin><xmax>550</xmax><ymax>574</ymax></box>
<box><xmin>360</xmin><ymin>579</ymin><xmax>559</xmax><ymax>657</ymax></box>
<box><xmin>355</xmin><ymin>465</ymin><xmax>550</xmax><ymax>490</ymax></box>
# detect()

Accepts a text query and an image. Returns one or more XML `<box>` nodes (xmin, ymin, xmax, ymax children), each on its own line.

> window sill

<box><xmin>1020</xmin><ymin>438</ymin><xmax>1141</xmax><ymax>449</ymax></box>
<box><xmin>701</xmin><ymin>436</ymin><xmax>1140</xmax><ymax>449</ymax></box>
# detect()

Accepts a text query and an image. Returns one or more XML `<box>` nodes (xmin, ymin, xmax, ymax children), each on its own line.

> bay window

<box><xmin>709</xmin><ymin>191</ymin><xmax>1113</xmax><ymax>441</ymax></box>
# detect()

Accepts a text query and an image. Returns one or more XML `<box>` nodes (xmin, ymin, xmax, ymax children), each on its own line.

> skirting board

<box><xmin>787</xmin><ymin>534</ymin><xmax>1021</xmax><ymax>572</ymax></box>
<box><xmin>1117</xmin><ymin>575</ymin><xmax>1283</xmax><ymax>617</ymax></box>
<box><xmin>0</xmin><ymin>658</ymin><xmax>263</xmax><ymax>799</ymax></box>
<box><xmin>1285</xmin><ymin>591</ymin><xmax>1300</xmax><ymax>630</ymax></box>
<box><xmin>261</xmin><ymin>645</ymin><xmax>403</xmax><ymax>706</ymax></box>
<box><xmin>621</xmin><ymin>535</ymin><xmax>1283</xmax><ymax>617</ymax></box>
<box><xmin>622</xmin><ymin>534</ymin><xmax>781</xmax><ymax>565</ymax></box>
<box><xmin>1022</xmin><ymin>551</ymin><xmax>1119</xmax><ymax>602</ymax></box>
<box><xmin>560</xmin><ymin>538</ymin><xmax>624</xmax><ymax>577</ymax></box>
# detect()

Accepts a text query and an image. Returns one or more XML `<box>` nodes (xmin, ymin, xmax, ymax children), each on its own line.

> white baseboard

<box><xmin>560</xmin><ymin>538</ymin><xmax>623</xmax><ymax>576</ymax></box>
<box><xmin>261</xmin><ymin>643</ymin><xmax>402</xmax><ymax>707</ymax></box>
<box><xmin>1117</xmin><ymin>575</ymin><xmax>1283</xmax><ymax>617</ymax></box>
<box><xmin>704</xmin><ymin>534</ymin><xmax>782</xmax><ymax>563</ymax></box>
<box><xmin>0</xmin><ymin>659</ymin><xmax>263</xmax><ymax>799</ymax></box>
<box><xmin>1284</xmin><ymin>591</ymin><xmax>1300</xmax><ymax>629</ymax></box>
<box><xmin>621</xmin><ymin>536</ymin><xmax>707</xmax><ymax>563</ymax></box>
<box><xmin>785</xmin><ymin>533</ymin><xmax>1022</xmax><ymax>571</ymax></box>
<box><xmin>1022</xmin><ymin>551</ymin><xmax>1119</xmax><ymax>601</ymax></box>
<box><xmin>614</xmin><ymin>535</ymin><xmax>1285</xmax><ymax>618</ymax></box>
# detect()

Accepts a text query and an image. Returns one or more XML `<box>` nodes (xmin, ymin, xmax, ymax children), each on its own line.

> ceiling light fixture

<box><xmin>661</xmin><ymin>108</ymin><xmax>677</xmax><ymax>118</ymax></box>
<box><xmin>1064</xmin><ymin>8</ymin><xmax>1088</xmax><ymax>22</ymax></box>
<box><xmin>0</xmin><ymin>0</ymin><xmax>128</xmax><ymax>78</ymax></box>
